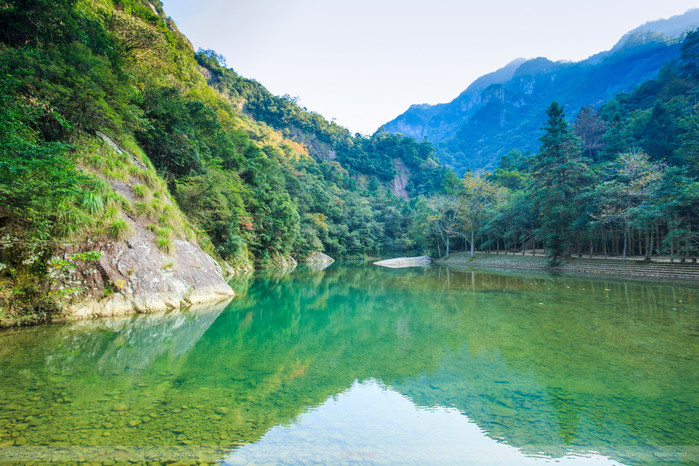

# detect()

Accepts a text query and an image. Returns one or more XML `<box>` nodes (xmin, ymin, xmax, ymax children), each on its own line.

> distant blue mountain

<box><xmin>381</xmin><ymin>9</ymin><xmax>699</xmax><ymax>173</ymax></box>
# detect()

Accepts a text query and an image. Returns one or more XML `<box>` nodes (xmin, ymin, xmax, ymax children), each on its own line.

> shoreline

<box><xmin>438</xmin><ymin>252</ymin><xmax>699</xmax><ymax>282</ymax></box>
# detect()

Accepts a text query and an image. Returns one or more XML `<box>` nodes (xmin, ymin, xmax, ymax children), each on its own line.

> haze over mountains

<box><xmin>382</xmin><ymin>9</ymin><xmax>699</xmax><ymax>173</ymax></box>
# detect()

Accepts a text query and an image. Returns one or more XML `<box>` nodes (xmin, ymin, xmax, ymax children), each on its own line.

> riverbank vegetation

<box><xmin>419</xmin><ymin>30</ymin><xmax>699</xmax><ymax>264</ymax></box>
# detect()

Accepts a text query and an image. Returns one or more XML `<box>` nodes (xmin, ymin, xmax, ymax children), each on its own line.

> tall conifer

<box><xmin>531</xmin><ymin>102</ymin><xmax>591</xmax><ymax>264</ymax></box>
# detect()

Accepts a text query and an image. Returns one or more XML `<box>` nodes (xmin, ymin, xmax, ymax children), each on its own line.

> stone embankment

<box><xmin>440</xmin><ymin>253</ymin><xmax>699</xmax><ymax>281</ymax></box>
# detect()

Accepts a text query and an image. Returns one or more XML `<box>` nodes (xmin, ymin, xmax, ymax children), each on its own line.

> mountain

<box><xmin>382</xmin><ymin>9</ymin><xmax>699</xmax><ymax>173</ymax></box>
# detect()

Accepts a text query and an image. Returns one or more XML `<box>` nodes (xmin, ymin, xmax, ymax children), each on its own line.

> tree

<box><xmin>652</xmin><ymin>167</ymin><xmax>699</xmax><ymax>261</ymax></box>
<box><xmin>593</xmin><ymin>151</ymin><xmax>664</xmax><ymax>259</ymax></box>
<box><xmin>530</xmin><ymin>102</ymin><xmax>591</xmax><ymax>264</ymax></box>
<box><xmin>680</xmin><ymin>28</ymin><xmax>699</xmax><ymax>77</ymax></box>
<box><xmin>677</xmin><ymin>102</ymin><xmax>699</xmax><ymax>174</ymax></box>
<box><xmin>457</xmin><ymin>173</ymin><xmax>503</xmax><ymax>257</ymax></box>
<box><xmin>426</xmin><ymin>195</ymin><xmax>460</xmax><ymax>258</ymax></box>
<box><xmin>641</xmin><ymin>102</ymin><xmax>681</xmax><ymax>164</ymax></box>
<box><xmin>573</xmin><ymin>106</ymin><xmax>607</xmax><ymax>161</ymax></box>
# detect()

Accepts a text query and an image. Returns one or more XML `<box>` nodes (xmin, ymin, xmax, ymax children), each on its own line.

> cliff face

<box><xmin>390</xmin><ymin>158</ymin><xmax>411</xmax><ymax>200</ymax></box>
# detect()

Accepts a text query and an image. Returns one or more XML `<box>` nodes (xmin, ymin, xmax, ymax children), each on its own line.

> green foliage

<box><xmin>0</xmin><ymin>74</ymin><xmax>100</xmax><ymax>247</ymax></box>
<box><xmin>183</xmin><ymin>48</ymin><xmax>450</xmax><ymax>260</ymax></box>
<box><xmin>530</xmin><ymin>103</ymin><xmax>591</xmax><ymax>263</ymax></box>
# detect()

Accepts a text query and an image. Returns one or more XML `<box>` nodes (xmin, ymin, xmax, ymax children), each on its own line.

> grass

<box><xmin>80</xmin><ymin>191</ymin><xmax>105</xmax><ymax>214</ymax></box>
<box><xmin>61</xmin><ymin>132</ymin><xmax>199</xmax><ymax>260</ymax></box>
<box><xmin>103</xmin><ymin>168</ymin><xmax>128</xmax><ymax>181</ymax></box>
<box><xmin>154</xmin><ymin>226</ymin><xmax>174</xmax><ymax>253</ymax></box>
<box><xmin>132</xmin><ymin>184</ymin><xmax>150</xmax><ymax>198</ymax></box>
<box><xmin>107</xmin><ymin>218</ymin><xmax>133</xmax><ymax>240</ymax></box>
<box><xmin>156</xmin><ymin>236</ymin><xmax>173</xmax><ymax>253</ymax></box>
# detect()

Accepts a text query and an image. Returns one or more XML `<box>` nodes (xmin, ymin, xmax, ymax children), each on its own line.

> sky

<box><xmin>161</xmin><ymin>0</ymin><xmax>699</xmax><ymax>135</ymax></box>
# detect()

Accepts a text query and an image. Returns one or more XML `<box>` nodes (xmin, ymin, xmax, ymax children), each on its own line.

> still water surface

<box><xmin>0</xmin><ymin>263</ymin><xmax>697</xmax><ymax>464</ymax></box>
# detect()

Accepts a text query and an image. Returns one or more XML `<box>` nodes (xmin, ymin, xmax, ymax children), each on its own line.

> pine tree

<box><xmin>530</xmin><ymin>103</ymin><xmax>591</xmax><ymax>264</ymax></box>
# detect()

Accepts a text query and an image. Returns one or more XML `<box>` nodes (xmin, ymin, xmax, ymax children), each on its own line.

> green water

<box><xmin>0</xmin><ymin>263</ymin><xmax>697</xmax><ymax>464</ymax></box>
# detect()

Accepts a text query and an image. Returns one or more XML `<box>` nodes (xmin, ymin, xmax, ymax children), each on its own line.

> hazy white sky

<box><xmin>161</xmin><ymin>0</ymin><xmax>698</xmax><ymax>135</ymax></box>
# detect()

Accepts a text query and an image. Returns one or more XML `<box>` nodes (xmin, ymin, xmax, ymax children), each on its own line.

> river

<box><xmin>0</xmin><ymin>263</ymin><xmax>697</xmax><ymax>464</ymax></box>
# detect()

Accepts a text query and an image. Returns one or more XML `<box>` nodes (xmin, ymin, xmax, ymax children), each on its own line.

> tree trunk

<box><xmin>622</xmin><ymin>227</ymin><xmax>628</xmax><ymax>260</ymax></box>
<box><xmin>637</xmin><ymin>229</ymin><xmax>642</xmax><ymax>256</ymax></box>
<box><xmin>603</xmin><ymin>229</ymin><xmax>608</xmax><ymax>258</ymax></box>
<box><xmin>670</xmin><ymin>237</ymin><xmax>674</xmax><ymax>263</ymax></box>
<box><xmin>470</xmin><ymin>231</ymin><xmax>475</xmax><ymax>258</ymax></box>
<box><xmin>576</xmin><ymin>233</ymin><xmax>582</xmax><ymax>258</ymax></box>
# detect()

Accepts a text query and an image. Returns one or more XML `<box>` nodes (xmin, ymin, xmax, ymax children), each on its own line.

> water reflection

<box><xmin>225</xmin><ymin>379</ymin><xmax>623</xmax><ymax>465</ymax></box>
<box><xmin>0</xmin><ymin>263</ymin><xmax>696</xmax><ymax>464</ymax></box>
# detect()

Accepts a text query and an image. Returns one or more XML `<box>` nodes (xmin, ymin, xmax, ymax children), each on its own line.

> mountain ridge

<box><xmin>382</xmin><ymin>9</ymin><xmax>699</xmax><ymax>173</ymax></box>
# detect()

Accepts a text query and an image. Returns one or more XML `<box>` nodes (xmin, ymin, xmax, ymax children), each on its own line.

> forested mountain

<box><xmin>0</xmin><ymin>0</ymin><xmax>448</xmax><ymax>324</ymax></box>
<box><xmin>383</xmin><ymin>9</ymin><xmax>699</xmax><ymax>173</ymax></box>
<box><xmin>419</xmin><ymin>28</ymin><xmax>699</xmax><ymax>264</ymax></box>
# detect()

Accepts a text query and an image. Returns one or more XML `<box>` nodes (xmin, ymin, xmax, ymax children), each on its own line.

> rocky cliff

<box><xmin>390</xmin><ymin>159</ymin><xmax>411</xmax><ymax>200</ymax></box>
<box><xmin>51</xmin><ymin>230</ymin><xmax>233</xmax><ymax>321</ymax></box>
<box><xmin>48</xmin><ymin>134</ymin><xmax>234</xmax><ymax>322</ymax></box>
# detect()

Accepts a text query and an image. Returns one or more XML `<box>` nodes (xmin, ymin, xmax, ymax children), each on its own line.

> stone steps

<box><xmin>560</xmin><ymin>259</ymin><xmax>699</xmax><ymax>280</ymax></box>
<box><xmin>452</xmin><ymin>254</ymin><xmax>699</xmax><ymax>280</ymax></box>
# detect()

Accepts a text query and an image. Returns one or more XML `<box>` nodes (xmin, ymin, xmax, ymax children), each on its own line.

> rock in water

<box><xmin>373</xmin><ymin>256</ymin><xmax>432</xmax><ymax>268</ymax></box>
<box><xmin>53</xmin><ymin>227</ymin><xmax>234</xmax><ymax>320</ymax></box>
<box><xmin>304</xmin><ymin>252</ymin><xmax>335</xmax><ymax>264</ymax></box>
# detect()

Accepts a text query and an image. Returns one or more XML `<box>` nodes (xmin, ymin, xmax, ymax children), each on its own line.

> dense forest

<box><xmin>0</xmin><ymin>0</ymin><xmax>448</xmax><ymax>322</ymax></box>
<box><xmin>419</xmin><ymin>29</ymin><xmax>699</xmax><ymax>263</ymax></box>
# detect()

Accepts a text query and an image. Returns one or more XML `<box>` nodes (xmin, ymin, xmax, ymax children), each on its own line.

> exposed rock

<box><xmin>220</xmin><ymin>260</ymin><xmax>254</xmax><ymax>280</ymax></box>
<box><xmin>96</xmin><ymin>131</ymin><xmax>147</xmax><ymax>171</ymax></box>
<box><xmin>52</xmin><ymin>217</ymin><xmax>234</xmax><ymax>321</ymax></box>
<box><xmin>373</xmin><ymin>256</ymin><xmax>432</xmax><ymax>268</ymax></box>
<box><xmin>259</xmin><ymin>254</ymin><xmax>298</xmax><ymax>271</ymax></box>
<box><xmin>304</xmin><ymin>251</ymin><xmax>334</xmax><ymax>264</ymax></box>
<box><xmin>391</xmin><ymin>158</ymin><xmax>411</xmax><ymax>200</ymax></box>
